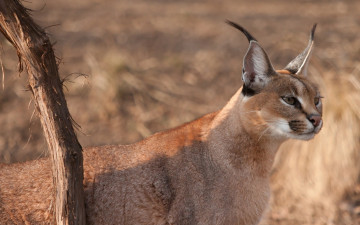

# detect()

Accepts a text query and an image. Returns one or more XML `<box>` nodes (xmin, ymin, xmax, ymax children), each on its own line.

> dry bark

<box><xmin>0</xmin><ymin>1</ymin><xmax>86</xmax><ymax>224</ymax></box>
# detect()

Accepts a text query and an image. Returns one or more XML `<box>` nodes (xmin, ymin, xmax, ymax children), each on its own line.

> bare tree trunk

<box><xmin>0</xmin><ymin>1</ymin><xmax>86</xmax><ymax>225</ymax></box>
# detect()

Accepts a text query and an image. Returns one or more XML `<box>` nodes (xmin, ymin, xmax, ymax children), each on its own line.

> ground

<box><xmin>0</xmin><ymin>0</ymin><xmax>359</xmax><ymax>224</ymax></box>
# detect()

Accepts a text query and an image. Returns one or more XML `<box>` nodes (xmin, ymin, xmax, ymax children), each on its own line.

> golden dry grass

<box><xmin>0</xmin><ymin>0</ymin><xmax>359</xmax><ymax>224</ymax></box>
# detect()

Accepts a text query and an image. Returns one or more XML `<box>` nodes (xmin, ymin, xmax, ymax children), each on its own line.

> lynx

<box><xmin>0</xmin><ymin>21</ymin><xmax>322</xmax><ymax>225</ymax></box>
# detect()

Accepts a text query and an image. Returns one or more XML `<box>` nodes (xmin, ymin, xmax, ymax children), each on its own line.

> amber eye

<box><xmin>282</xmin><ymin>96</ymin><xmax>297</xmax><ymax>105</ymax></box>
<box><xmin>314</xmin><ymin>97</ymin><xmax>320</xmax><ymax>105</ymax></box>
<box><xmin>314</xmin><ymin>96</ymin><xmax>323</xmax><ymax>106</ymax></box>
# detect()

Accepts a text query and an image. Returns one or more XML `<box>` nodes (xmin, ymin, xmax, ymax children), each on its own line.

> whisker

<box><xmin>241</xmin><ymin>110</ymin><xmax>259</xmax><ymax>114</ymax></box>
<box><xmin>264</xmin><ymin>119</ymin><xmax>288</xmax><ymax>124</ymax></box>
<box><xmin>257</xmin><ymin>126</ymin><xmax>271</xmax><ymax>143</ymax></box>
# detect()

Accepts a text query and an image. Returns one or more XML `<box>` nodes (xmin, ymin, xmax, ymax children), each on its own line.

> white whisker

<box><xmin>241</xmin><ymin>110</ymin><xmax>259</xmax><ymax>114</ymax></box>
<box><xmin>257</xmin><ymin>126</ymin><xmax>271</xmax><ymax>143</ymax></box>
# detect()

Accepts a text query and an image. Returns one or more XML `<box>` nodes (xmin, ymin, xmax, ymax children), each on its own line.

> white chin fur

<box><xmin>288</xmin><ymin>132</ymin><xmax>315</xmax><ymax>141</ymax></box>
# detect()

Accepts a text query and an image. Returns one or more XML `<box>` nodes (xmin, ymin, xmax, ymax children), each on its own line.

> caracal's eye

<box><xmin>314</xmin><ymin>97</ymin><xmax>320</xmax><ymax>105</ymax></box>
<box><xmin>314</xmin><ymin>96</ymin><xmax>323</xmax><ymax>106</ymax></box>
<box><xmin>281</xmin><ymin>96</ymin><xmax>297</xmax><ymax>105</ymax></box>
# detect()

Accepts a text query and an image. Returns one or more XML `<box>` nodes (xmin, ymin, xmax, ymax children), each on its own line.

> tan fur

<box><xmin>0</xmin><ymin>25</ymin><xmax>322</xmax><ymax>225</ymax></box>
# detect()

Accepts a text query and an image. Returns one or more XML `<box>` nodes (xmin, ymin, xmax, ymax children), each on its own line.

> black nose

<box><xmin>307</xmin><ymin>114</ymin><xmax>322</xmax><ymax>127</ymax></box>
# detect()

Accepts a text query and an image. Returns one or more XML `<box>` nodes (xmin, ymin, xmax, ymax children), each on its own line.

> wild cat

<box><xmin>0</xmin><ymin>21</ymin><xmax>322</xmax><ymax>225</ymax></box>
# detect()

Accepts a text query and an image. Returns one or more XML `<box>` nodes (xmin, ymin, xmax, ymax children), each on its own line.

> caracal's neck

<box><xmin>204</xmin><ymin>88</ymin><xmax>284</xmax><ymax>176</ymax></box>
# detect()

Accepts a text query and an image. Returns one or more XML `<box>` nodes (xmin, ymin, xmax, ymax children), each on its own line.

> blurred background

<box><xmin>0</xmin><ymin>0</ymin><xmax>359</xmax><ymax>224</ymax></box>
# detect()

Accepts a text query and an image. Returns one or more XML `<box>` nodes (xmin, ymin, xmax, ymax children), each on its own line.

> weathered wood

<box><xmin>0</xmin><ymin>1</ymin><xmax>86</xmax><ymax>224</ymax></box>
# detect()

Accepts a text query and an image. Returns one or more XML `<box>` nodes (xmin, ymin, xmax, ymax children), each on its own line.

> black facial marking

<box><xmin>289</xmin><ymin>120</ymin><xmax>307</xmax><ymax>132</ymax></box>
<box><xmin>241</xmin><ymin>85</ymin><xmax>257</xmax><ymax>96</ymax></box>
<box><xmin>287</xmin><ymin>68</ymin><xmax>297</xmax><ymax>74</ymax></box>
<box><xmin>294</xmin><ymin>100</ymin><xmax>302</xmax><ymax>110</ymax></box>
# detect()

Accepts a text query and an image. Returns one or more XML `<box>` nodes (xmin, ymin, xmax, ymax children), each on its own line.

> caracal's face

<box><xmin>244</xmin><ymin>73</ymin><xmax>323</xmax><ymax>141</ymax></box>
<box><xmin>229</xmin><ymin>21</ymin><xmax>321</xmax><ymax>141</ymax></box>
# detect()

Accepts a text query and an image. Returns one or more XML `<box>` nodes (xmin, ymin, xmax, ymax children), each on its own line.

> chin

<box><xmin>295</xmin><ymin>132</ymin><xmax>316</xmax><ymax>141</ymax></box>
<box><xmin>279</xmin><ymin>131</ymin><xmax>316</xmax><ymax>141</ymax></box>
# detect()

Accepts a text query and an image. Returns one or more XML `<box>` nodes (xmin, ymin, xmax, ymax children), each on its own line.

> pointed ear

<box><xmin>226</xmin><ymin>21</ymin><xmax>276</xmax><ymax>95</ymax></box>
<box><xmin>284</xmin><ymin>24</ymin><xmax>317</xmax><ymax>76</ymax></box>
<box><xmin>242</xmin><ymin>41</ymin><xmax>276</xmax><ymax>94</ymax></box>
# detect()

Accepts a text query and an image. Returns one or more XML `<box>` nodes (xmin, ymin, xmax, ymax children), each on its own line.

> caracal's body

<box><xmin>0</xmin><ymin>22</ymin><xmax>322</xmax><ymax>225</ymax></box>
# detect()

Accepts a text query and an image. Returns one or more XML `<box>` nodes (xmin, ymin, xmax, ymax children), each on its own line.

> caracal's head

<box><xmin>228</xmin><ymin>21</ymin><xmax>323</xmax><ymax>141</ymax></box>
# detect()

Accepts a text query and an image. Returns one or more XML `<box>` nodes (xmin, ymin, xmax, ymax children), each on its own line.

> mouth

<box><xmin>289</xmin><ymin>120</ymin><xmax>323</xmax><ymax>140</ymax></box>
<box><xmin>295</xmin><ymin>123</ymin><xmax>323</xmax><ymax>140</ymax></box>
<box><xmin>269</xmin><ymin>119</ymin><xmax>322</xmax><ymax>141</ymax></box>
<box><xmin>300</xmin><ymin>131</ymin><xmax>316</xmax><ymax>140</ymax></box>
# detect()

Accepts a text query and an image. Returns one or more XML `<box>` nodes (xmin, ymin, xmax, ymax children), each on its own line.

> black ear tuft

<box><xmin>227</xmin><ymin>21</ymin><xmax>276</xmax><ymax>96</ymax></box>
<box><xmin>225</xmin><ymin>20</ymin><xmax>257</xmax><ymax>43</ymax></box>
<box><xmin>284</xmin><ymin>23</ymin><xmax>317</xmax><ymax>76</ymax></box>
<box><xmin>310</xmin><ymin>23</ymin><xmax>317</xmax><ymax>41</ymax></box>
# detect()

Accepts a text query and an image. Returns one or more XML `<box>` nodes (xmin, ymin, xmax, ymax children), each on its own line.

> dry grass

<box><xmin>0</xmin><ymin>0</ymin><xmax>360</xmax><ymax>224</ymax></box>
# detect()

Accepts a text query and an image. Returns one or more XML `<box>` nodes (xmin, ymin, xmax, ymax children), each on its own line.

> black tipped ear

<box><xmin>242</xmin><ymin>41</ymin><xmax>276</xmax><ymax>95</ymax></box>
<box><xmin>226</xmin><ymin>20</ymin><xmax>257</xmax><ymax>42</ymax></box>
<box><xmin>284</xmin><ymin>24</ymin><xmax>317</xmax><ymax>76</ymax></box>
<box><xmin>227</xmin><ymin>21</ymin><xmax>276</xmax><ymax>95</ymax></box>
